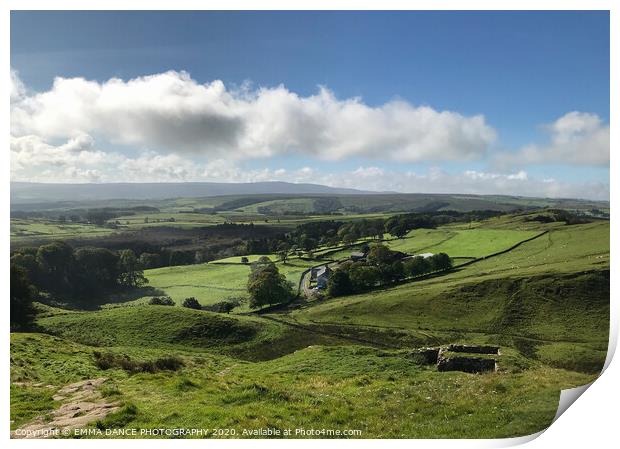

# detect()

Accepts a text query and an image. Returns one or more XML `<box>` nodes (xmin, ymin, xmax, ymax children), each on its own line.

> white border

<box><xmin>3</xmin><ymin>2</ymin><xmax>617</xmax><ymax>448</ymax></box>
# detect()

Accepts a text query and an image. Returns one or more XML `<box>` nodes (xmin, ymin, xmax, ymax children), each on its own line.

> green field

<box><xmin>138</xmin><ymin>259</ymin><xmax>316</xmax><ymax>308</ymax></box>
<box><xmin>10</xmin><ymin>210</ymin><xmax>610</xmax><ymax>438</ymax></box>
<box><xmin>113</xmin><ymin>212</ymin><xmax>226</xmax><ymax>229</ymax></box>
<box><xmin>10</xmin><ymin>219</ymin><xmax>116</xmax><ymax>244</ymax></box>
<box><xmin>386</xmin><ymin>226</ymin><xmax>543</xmax><ymax>258</ymax></box>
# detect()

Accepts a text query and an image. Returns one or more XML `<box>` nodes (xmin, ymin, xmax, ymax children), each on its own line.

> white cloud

<box><xmin>10</xmin><ymin>70</ymin><xmax>496</xmax><ymax>162</ymax></box>
<box><xmin>9</xmin><ymin>71</ymin><xmax>608</xmax><ymax>200</ymax></box>
<box><xmin>495</xmin><ymin>111</ymin><xmax>609</xmax><ymax>167</ymax></box>
<box><xmin>318</xmin><ymin>166</ymin><xmax>608</xmax><ymax>200</ymax></box>
<box><xmin>9</xmin><ymin>135</ymin><xmax>608</xmax><ymax>200</ymax></box>
<box><xmin>10</xmin><ymin>69</ymin><xmax>26</xmax><ymax>102</ymax></box>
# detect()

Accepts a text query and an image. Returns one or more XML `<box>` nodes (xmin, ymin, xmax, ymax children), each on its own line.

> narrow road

<box><xmin>301</xmin><ymin>269</ymin><xmax>312</xmax><ymax>297</ymax></box>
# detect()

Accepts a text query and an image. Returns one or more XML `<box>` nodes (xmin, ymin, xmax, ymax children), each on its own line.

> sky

<box><xmin>10</xmin><ymin>11</ymin><xmax>610</xmax><ymax>200</ymax></box>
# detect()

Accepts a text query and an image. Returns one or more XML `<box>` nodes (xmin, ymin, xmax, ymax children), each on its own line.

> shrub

<box><xmin>148</xmin><ymin>296</ymin><xmax>175</xmax><ymax>306</ymax></box>
<box><xmin>153</xmin><ymin>356</ymin><xmax>185</xmax><ymax>371</ymax></box>
<box><xmin>93</xmin><ymin>351</ymin><xmax>184</xmax><ymax>374</ymax></box>
<box><xmin>182</xmin><ymin>297</ymin><xmax>202</xmax><ymax>310</ymax></box>
<box><xmin>203</xmin><ymin>297</ymin><xmax>244</xmax><ymax>314</ymax></box>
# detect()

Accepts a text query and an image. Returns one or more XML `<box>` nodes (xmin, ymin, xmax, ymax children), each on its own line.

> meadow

<box><xmin>10</xmin><ymin>219</ymin><xmax>116</xmax><ymax>245</ymax></box>
<box><xmin>132</xmin><ymin>258</ymin><xmax>316</xmax><ymax>309</ymax></box>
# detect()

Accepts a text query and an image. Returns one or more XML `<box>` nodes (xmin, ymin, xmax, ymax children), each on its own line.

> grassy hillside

<box><xmin>386</xmin><ymin>228</ymin><xmax>541</xmax><ymax>257</ymax></box>
<box><xmin>10</xmin><ymin>213</ymin><xmax>610</xmax><ymax>438</ymax></box>
<box><xmin>291</xmin><ymin>221</ymin><xmax>610</xmax><ymax>374</ymax></box>
<box><xmin>11</xmin><ymin>329</ymin><xmax>595</xmax><ymax>438</ymax></box>
<box><xmin>34</xmin><ymin>306</ymin><xmax>348</xmax><ymax>362</ymax></box>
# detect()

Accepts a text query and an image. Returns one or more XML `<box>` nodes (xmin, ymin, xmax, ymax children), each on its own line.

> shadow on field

<box><xmin>76</xmin><ymin>286</ymin><xmax>168</xmax><ymax>310</ymax></box>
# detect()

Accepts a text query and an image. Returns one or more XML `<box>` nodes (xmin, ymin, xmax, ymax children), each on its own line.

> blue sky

<box><xmin>10</xmin><ymin>11</ymin><xmax>610</xmax><ymax>199</ymax></box>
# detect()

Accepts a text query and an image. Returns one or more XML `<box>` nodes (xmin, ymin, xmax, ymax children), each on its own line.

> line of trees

<box><xmin>10</xmin><ymin>242</ymin><xmax>148</xmax><ymax>328</ymax></box>
<box><xmin>327</xmin><ymin>244</ymin><xmax>453</xmax><ymax>297</ymax></box>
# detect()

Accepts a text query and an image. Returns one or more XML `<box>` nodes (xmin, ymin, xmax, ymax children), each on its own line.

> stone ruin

<box><xmin>445</xmin><ymin>344</ymin><xmax>500</xmax><ymax>355</ymax></box>
<box><xmin>409</xmin><ymin>344</ymin><xmax>499</xmax><ymax>374</ymax></box>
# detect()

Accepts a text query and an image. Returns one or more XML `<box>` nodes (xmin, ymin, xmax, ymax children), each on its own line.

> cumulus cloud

<box><xmin>10</xmin><ymin>70</ymin><xmax>496</xmax><ymax>162</ymax></box>
<box><xmin>9</xmin><ymin>70</ymin><xmax>609</xmax><ymax>200</ymax></box>
<box><xmin>9</xmin><ymin>135</ymin><xmax>608</xmax><ymax>200</ymax></box>
<box><xmin>495</xmin><ymin>111</ymin><xmax>609</xmax><ymax>167</ymax></box>
<box><xmin>10</xmin><ymin>69</ymin><xmax>26</xmax><ymax>102</ymax></box>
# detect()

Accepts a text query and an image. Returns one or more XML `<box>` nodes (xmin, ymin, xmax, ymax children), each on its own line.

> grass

<box><xmin>10</xmin><ymin>219</ymin><xmax>115</xmax><ymax>244</ymax></box>
<box><xmin>11</xmin><ymin>332</ymin><xmax>595</xmax><ymax>438</ymax></box>
<box><xmin>386</xmin><ymin>227</ymin><xmax>541</xmax><ymax>258</ymax></box>
<box><xmin>10</xmin><ymin>212</ymin><xmax>610</xmax><ymax>438</ymax></box>
<box><xmin>112</xmin><ymin>212</ymin><xmax>226</xmax><ymax>229</ymax></box>
<box><xmin>139</xmin><ymin>259</ymin><xmax>316</xmax><ymax>309</ymax></box>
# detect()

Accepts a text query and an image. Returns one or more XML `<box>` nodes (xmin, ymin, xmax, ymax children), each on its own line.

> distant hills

<box><xmin>10</xmin><ymin>181</ymin><xmax>608</xmax><ymax>213</ymax></box>
<box><xmin>10</xmin><ymin>181</ymin><xmax>373</xmax><ymax>204</ymax></box>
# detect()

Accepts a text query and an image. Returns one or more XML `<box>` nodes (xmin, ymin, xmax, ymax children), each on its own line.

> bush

<box><xmin>153</xmin><ymin>356</ymin><xmax>185</xmax><ymax>371</ymax></box>
<box><xmin>148</xmin><ymin>296</ymin><xmax>175</xmax><ymax>306</ymax></box>
<box><xmin>93</xmin><ymin>351</ymin><xmax>184</xmax><ymax>374</ymax></box>
<box><xmin>203</xmin><ymin>297</ymin><xmax>244</xmax><ymax>313</ymax></box>
<box><xmin>182</xmin><ymin>297</ymin><xmax>202</xmax><ymax>310</ymax></box>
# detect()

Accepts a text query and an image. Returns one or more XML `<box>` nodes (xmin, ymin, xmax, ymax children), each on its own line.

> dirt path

<box><xmin>12</xmin><ymin>378</ymin><xmax>120</xmax><ymax>439</ymax></box>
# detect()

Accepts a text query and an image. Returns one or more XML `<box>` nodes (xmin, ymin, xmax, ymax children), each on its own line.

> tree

<box><xmin>11</xmin><ymin>252</ymin><xmax>40</xmax><ymax>285</ymax></box>
<box><xmin>429</xmin><ymin>253</ymin><xmax>453</xmax><ymax>271</ymax></box>
<box><xmin>389</xmin><ymin>223</ymin><xmax>409</xmax><ymax>239</ymax></box>
<box><xmin>348</xmin><ymin>265</ymin><xmax>381</xmax><ymax>291</ymax></box>
<box><xmin>342</xmin><ymin>233</ymin><xmax>357</xmax><ymax>245</ymax></box>
<box><xmin>277</xmin><ymin>242</ymin><xmax>290</xmax><ymax>264</ymax></box>
<box><xmin>327</xmin><ymin>270</ymin><xmax>353</xmax><ymax>297</ymax></box>
<box><xmin>10</xmin><ymin>264</ymin><xmax>37</xmax><ymax>330</ymax></box>
<box><xmin>139</xmin><ymin>252</ymin><xmax>162</xmax><ymax>269</ymax></box>
<box><xmin>36</xmin><ymin>241</ymin><xmax>74</xmax><ymax>292</ymax></box>
<box><xmin>169</xmin><ymin>250</ymin><xmax>194</xmax><ymax>266</ymax></box>
<box><xmin>256</xmin><ymin>256</ymin><xmax>273</xmax><ymax>265</ymax></box>
<box><xmin>384</xmin><ymin>260</ymin><xmax>405</xmax><ymax>282</ymax></box>
<box><xmin>247</xmin><ymin>263</ymin><xmax>293</xmax><ymax>309</ymax></box>
<box><xmin>367</xmin><ymin>244</ymin><xmax>397</xmax><ymax>266</ymax></box>
<box><xmin>149</xmin><ymin>296</ymin><xmax>175</xmax><ymax>306</ymax></box>
<box><xmin>182</xmin><ymin>297</ymin><xmax>202</xmax><ymax>309</ymax></box>
<box><xmin>118</xmin><ymin>249</ymin><xmax>148</xmax><ymax>288</ymax></box>
<box><xmin>74</xmin><ymin>247</ymin><xmax>120</xmax><ymax>295</ymax></box>
<box><xmin>301</xmin><ymin>237</ymin><xmax>318</xmax><ymax>252</ymax></box>
<box><xmin>404</xmin><ymin>256</ymin><xmax>431</xmax><ymax>277</ymax></box>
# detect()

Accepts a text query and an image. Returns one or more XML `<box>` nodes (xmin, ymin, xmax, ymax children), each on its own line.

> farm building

<box><xmin>311</xmin><ymin>265</ymin><xmax>332</xmax><ymax>289</ymax></box>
